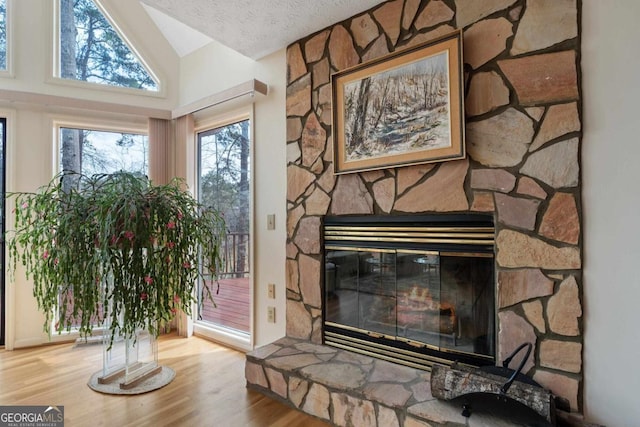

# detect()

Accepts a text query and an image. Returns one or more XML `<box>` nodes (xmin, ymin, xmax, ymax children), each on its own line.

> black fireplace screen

<box><xmin>323</xmin><ymin>215</ymin><xmax>495</xmax><ymax>369</ymax></box>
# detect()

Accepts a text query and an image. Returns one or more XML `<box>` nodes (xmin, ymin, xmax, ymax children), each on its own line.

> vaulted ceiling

<box><xmin>138</xmin><ymin>0</ymin><xmax>383</xmax><ymax>59</ymax></box>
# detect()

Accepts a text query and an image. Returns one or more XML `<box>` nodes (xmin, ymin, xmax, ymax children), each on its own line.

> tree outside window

<box><xmin>0</xmin><ymin>0</ymin><xmax>7</xmax><ymax>70</ymax></box>
<box><xmin>60</xmin><ymin>127</ymin><xmax>148</xmax><ymax>176</ymax></box>
<box><xmin>59</xmin><ymin>0</ymin><xmax>156</xmax><ymax>189</ymax></box>
<box><xmin>59</xmin><ymin>0</ymin><xmax>157</xmax><ymax>91</ymax></box>
<box><xmin>197</xmin><ymin>119</ymin><xmax>251</xmax><ymax>332</ymax></box>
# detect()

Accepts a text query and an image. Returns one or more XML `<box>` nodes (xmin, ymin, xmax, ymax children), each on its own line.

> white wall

<box><xmin>582</xmin><ymin>1</ymin><xmax>640</xmax><ymax>425</ymax></box>
<box><xmin>180</xmin><ymin>43</ymin><xmax>288</xmax><ymax>347</ymax></box>
<box><xmin>4</xmin><ymin>109</ymin><xmax>51</xmax><ymax>348</ymax></box>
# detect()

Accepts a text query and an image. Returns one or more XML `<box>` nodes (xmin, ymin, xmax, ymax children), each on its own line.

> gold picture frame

<box><xmin>332</xmin><ymin>30</ymin><xmax>465</xmax><ymax>174</ymax></box>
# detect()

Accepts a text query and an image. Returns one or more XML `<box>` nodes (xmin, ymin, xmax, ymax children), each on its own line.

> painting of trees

<box><xmin>342</xmin><ymin>51</ymin><xmax>450</xmax><ymax>162</ymax></box>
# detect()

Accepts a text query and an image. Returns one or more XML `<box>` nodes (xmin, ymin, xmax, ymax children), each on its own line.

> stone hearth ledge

<box><xmin>246</xmin><ymin>337</ymin><xmax>542</xmax><ymax>427</ymax></box>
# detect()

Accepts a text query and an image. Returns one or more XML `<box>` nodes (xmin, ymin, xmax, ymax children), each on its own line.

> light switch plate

<box><xmin>267</xmin><ymin>214</ymin><xmax>275</xmax><ymax>230</ymax></box>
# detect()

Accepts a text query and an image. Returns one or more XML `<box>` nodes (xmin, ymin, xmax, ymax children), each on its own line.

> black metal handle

<box><xmin>500</xmin><ymin>342</ymin><xmax>532</xmax><ymax>395</ymax></box>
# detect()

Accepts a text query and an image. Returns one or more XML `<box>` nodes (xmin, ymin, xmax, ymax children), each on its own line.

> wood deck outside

<box><xmin>199</xmin><ymin>277</ymin><xmax>250</xmax><ymax>333</ymax></box>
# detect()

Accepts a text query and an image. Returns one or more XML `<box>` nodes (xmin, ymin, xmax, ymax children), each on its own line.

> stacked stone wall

<box><xmin>286</xmin><ymin>0</ymin><xmax>582</xmax><ymax>412</ymax></box>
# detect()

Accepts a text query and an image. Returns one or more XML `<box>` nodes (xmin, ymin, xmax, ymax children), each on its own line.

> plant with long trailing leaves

<box><xmin>7</xmin><ymin>171</ymin><xmax>225</xmax><ymax>347</ymax></box>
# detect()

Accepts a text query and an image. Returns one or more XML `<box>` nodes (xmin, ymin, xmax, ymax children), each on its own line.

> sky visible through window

<box><xmin>60</xmin><ymin>127</ymin><xmax>148</xmax><ymax>176</ymax></box>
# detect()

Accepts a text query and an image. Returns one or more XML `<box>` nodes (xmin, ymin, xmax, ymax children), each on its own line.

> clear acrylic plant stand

<box><xmin>88</xmin><ymin>322</ymin><xmax>174</xmax><ymax>394</ymax></box>
<box><xmin>124</xmin><ymin>329</ymin><xmax>159</xmax><ymax>384</ymax></box>
<box><xmin>97</xmin><ymin>327</ymin><xmax>161</xmax><ymax>390</ymax></box>
<box><xmin>87</xmin><ymin>278</ymin><xmax>173</xmax><ymax>394</ymax></box>
<box><xmin>94</xmin><ymin>278</ymin><xmax>162</xmax><ymax>390</ymax></box>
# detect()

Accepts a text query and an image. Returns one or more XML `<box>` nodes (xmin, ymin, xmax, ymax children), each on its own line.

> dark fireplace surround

<box><xmin>249</xmin><ymin>0</ymin><xmax>584</xmax><ymax>422</ymax></box>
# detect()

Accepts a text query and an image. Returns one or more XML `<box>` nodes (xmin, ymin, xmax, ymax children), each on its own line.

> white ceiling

<box><xmin>138</xmin><ymin>0</ymin><xmax>383</xmax><ymax>59</ymax></box>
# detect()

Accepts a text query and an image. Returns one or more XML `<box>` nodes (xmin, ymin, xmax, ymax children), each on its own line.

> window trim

<box><xmin>191</xmin><ymin>106</ymin><xmax>255</xmax><ymax>351</ymax></box>
<box><xmin>46</xmin><ymin>115</ymin><xmax>150</xmax><ymax>341</ymax></box>
<box><xmin>48</xmin><ymin>0</ymin><xmax>166</xmax><ymax>98</ymax></box>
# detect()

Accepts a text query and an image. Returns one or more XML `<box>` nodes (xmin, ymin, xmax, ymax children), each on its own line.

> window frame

<box><xmin>48</xmin><ymin>0</ymin><xmax>165</xmax><ymax>97</ymax></box>
<box><xmin>1</xmin><ymin>108</ymin><xmax>15</xmax><ymax>349</ymax></box>
<box><xmin>0</xmin><ymin>116</ymin><xmax>6</xmax><ymax>346</ymax></box>
<box><xmin>49</xmin><ymin>116</ymin><xmax>150</xmax><ymax>339</ymax></box>
<box><xmin>52</xmin><ymin>116</ymin><xmax>149</xmax><ymax>175</ymax></box>
<box><xmin>191</xmin><ymin>106</ymin><xmax>255</xmax><ymax>351</ymax></box>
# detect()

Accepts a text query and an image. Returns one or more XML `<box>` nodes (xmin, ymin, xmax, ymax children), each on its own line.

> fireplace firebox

<box><xmin>323</xmin><ymin>214</ymin><xmax>496</xmax><ymax>370</ymax></box>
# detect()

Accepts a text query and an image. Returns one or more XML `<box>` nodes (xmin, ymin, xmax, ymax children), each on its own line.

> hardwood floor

<box><xmin>0</xmin><ymin>334</ymin><xmax>329</xmax><ymax>427</ymax></box>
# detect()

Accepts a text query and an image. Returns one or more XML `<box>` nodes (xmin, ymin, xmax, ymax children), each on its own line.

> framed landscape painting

<box><xmin>332</xmin><ymin>30</ymin><xmax>465</xmax><ymax>174</ymax></box>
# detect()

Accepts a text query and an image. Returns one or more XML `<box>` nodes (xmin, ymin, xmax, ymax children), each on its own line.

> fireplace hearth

<box><xmin>323</xmin><ymin>214</ymin><xmax>495</xmax><ymax>370</ymax></box>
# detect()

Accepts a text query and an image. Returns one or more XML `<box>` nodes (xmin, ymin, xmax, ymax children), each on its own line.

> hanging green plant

<box><xmin>7</xmin><ymin>171</ymin><xmax>226</xmax><ymax>347</ymax></box>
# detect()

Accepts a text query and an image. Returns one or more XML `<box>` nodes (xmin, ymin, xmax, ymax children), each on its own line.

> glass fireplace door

<box><xmin>396</xmin><ymin>251</ymin><xmax>448</xmax><ymax>348</ymax></box>
<box><xmin>396</xmin><ymin>250</ymin><xmax>495</xmax><ymax>357</ymax></box>
<box><xmin>358</xmin><ymin>249</ymin><xmax>397</xmax><ymax>337</ymax></box>
<box><xmin>323</xmin><ymin>213</ymin><xmax>496</xmax><ymax>369</ymax></box>
<box><xmin>438</xmin><ymin>252</ymin><xmax>495</xmax><ymax>358</ymax></box>
<box><xmin>325</xmin><ymin>247</ymin><xmax>495</xmax><ymax>360</ymax></box>
<box><xmin>325</xmin><ymin>248</ymin><xmax>398</xmax><ymax>336</ymax></box>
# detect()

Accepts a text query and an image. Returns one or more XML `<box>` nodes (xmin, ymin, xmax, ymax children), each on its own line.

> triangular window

<box><xmin>58</xmin><ymin>0</ymin><xmax>158</xmax><ymax>91</ymax></box>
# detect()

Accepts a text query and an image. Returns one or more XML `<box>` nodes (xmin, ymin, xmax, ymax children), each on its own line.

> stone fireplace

<box><xmin>248</xmin><ymin>0</ymin><xmax>583</xmax><ymax>424</ymax></box>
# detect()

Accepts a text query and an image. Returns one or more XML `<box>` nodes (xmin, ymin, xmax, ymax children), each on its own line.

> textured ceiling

<box><xmin>138</xmin><ymin>0</ymin><xmax>383</xmax><ymax>59</ymax></box>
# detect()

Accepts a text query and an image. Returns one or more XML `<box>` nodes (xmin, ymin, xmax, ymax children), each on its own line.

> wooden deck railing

<box><xmin>220</xmin><ymin>231</ymin><xmax>249</xmax><ymax>278</ymax></box>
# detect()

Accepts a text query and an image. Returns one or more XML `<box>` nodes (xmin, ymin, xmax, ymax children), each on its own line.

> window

<box><xmin>197</xmin><ymin>119</ymin><xmax>251</xmax><ymax>335</ymax></box>
<box><xmin>60</xmin><ymin>127</ymin><xmax>148</xmax><ymax>177</ymax></box>
<box><xmin>0</xmin><ymin>0</ymin><xmax>7</xmax><ymax>71</ymax></box>
<box><xmin>58</xmin><ymin>0</ymin><xmax>158</xmax><ymax>91</ymax></box>
<box><xmin>57</xmin><ymin>125</ymin><xmax>148</xmax><ymax>327</ymax></box>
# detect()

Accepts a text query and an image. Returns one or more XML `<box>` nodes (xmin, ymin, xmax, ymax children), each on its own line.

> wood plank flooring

<box><xmin>0</xmin><ymin>334</ymin><xmax>329</xmax><ymax>427</ymax></box>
